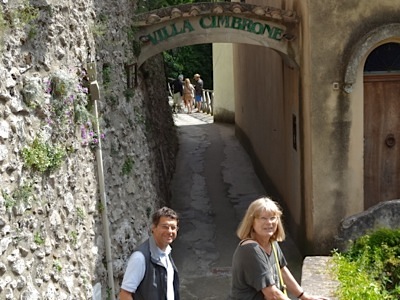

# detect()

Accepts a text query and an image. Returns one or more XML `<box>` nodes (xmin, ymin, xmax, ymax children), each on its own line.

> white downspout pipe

<box><xmin>88</xmin><ymin>63</ymin><xmax>116</xmax><ymax>300</ymax></box>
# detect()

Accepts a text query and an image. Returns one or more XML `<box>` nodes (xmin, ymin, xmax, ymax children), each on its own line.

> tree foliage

<box><xmin>164</xmin><ymin>44</ymin><xmax>213</xmax><ymax>89</ymax></box>
<box><xmin>137</xmin><ymin>0</ymin><xmax>194</xmax><ymax>13</ymax></box>
<box><xmin>136</xmin><ymin>0</ymin><xmax>214</xmax><ymax>89</ymax></box>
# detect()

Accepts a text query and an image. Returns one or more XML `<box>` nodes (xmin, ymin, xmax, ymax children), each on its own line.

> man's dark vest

<box><xmin>172</xmin><ymin>79</ymin><xmax>183</xmax><ymax>95</ymax></box>
<box><xmin>134</xmin><ymin>239</ymin><xmax>180</xmax><ymax>300</ymax></box>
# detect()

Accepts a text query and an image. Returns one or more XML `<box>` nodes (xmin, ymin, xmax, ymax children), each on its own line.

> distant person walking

<box><xmin>171</xmin><ymin>75</ymin><xmax>184</xmax><ymax>113</ymax></box>
<box><xmin>120</xmin><ymin>207</ymin><xmax>180</xmax><ymax>300</ymax></box>
<box><xmin>193</xmin><ymin>73</ymin><xmax>203</xmax><ymax>112</ymax></box>
<box><xmin>182</xmin><ymin>78</ymin><xmax>194</xmax><ymax>114</ymax></box>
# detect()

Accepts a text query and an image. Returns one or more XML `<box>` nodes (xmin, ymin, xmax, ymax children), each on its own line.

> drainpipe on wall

<box><xmin>87</xmin><ymin>62</ymin><xmax>116</xmax><ymax>300</ymax></box>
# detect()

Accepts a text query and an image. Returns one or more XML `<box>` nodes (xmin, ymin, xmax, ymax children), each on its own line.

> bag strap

<box><xmin>239</xmin><ymin>238</ymin><xmax>256</xmax><ymax>246</ymax></box>
<box><xmin>272</xmin><ymin>242</ymin><xmax>287</xmax><ymax>296</ymax></box>
<box><xmin>240</xmin><ymin>239</ymin><xmax>288</xmax><ymax>296</ymax></box>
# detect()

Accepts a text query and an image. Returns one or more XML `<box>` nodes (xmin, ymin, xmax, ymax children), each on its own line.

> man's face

<box><xmin>152</xmin><ymin>216</ymin><xmax>179</xmax><ymax>250</ymax></box>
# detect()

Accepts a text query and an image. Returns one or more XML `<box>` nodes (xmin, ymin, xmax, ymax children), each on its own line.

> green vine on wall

<box><xmin>121</xmin><ymin>157</ymin><xmax>135</xmax><ymax>175</ymax></box>
<box><xmin>0</xmin><ymin>7</ymin><xmax>6</xmax><ymax>38</ymax></box>
<box><xmin>21</xmin><ymin>67</ymin><xmax>105</xmax><ymax>172</ymax></box>
<box><xmin>0</xmin><ymin>0</ymin><xmax>39</xmax><ymax>41</ymax></box>
<box><xmin>34</xmin><ymin>232</ymin><xmax>45</xmax><ymax>245</ymax></box>
<box><xmin>126</xmin><ymin>25</ymin><xmax>141</xmax><ymax>57</ymax></box>
<box><xmin>53</xmin><ymin>260</ymin><xmax>63</xmax><ymax>272</ymax></box>
<box><xmin>11</xmin><ymin>0</ymin><xmax>39</xmax><ymax>26</ymax></box>
<box><xmin>43</xmin><ymin>68</ymin><xmax>104</xmax><ymax>147</ymax></box>
<box><xmin>2</xmin><ymin>182</ymin><xmax>35</xmax><ymax>212</ymax></box>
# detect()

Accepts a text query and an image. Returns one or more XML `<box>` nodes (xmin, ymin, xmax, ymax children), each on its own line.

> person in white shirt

<box><xmin>120</xmin><ymin>207</ymin><xmax>180</xmax><ymax>300</ymax></box>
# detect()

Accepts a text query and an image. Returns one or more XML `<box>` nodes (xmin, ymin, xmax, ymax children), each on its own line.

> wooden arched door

<box><xmin>364</xmin><ymin>42</ymin><xmax>400</xmax><ymax>209</ymax></box>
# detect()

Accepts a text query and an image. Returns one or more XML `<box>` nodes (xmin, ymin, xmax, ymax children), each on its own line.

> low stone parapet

<box><xmin>301</xmin><ymin>256</ymin><xmax>339</xmax><ymax>300</ymax></box>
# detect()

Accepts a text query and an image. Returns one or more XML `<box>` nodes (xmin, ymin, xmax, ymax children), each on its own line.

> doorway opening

<box><xmin>363</xmin><ymin>42</ymin><xmax>400</xmax><ymax>209</ymax></box>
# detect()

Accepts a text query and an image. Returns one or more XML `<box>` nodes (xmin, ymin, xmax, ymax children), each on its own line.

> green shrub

<box><xmin>0</xmin><ymin>1</ymin><xmax>38</xmax><ymax>41</ymax></box>
<box><xmin>0</xmin><ymin>7</ymin><xmax>6</xmax><ymax>37</ymax></box>
<box><xmin>13</xmin><ymin>1</ymin><xmax>39</xmax><ymax>26</ymax></box>
<box><xmin>53</xmin><ymin>260</ymin><xmax>62</xmax><ymax>272</ymax></box>
<box><xmin>102</xmin><ymin>64</ymin><xmax>111</xmax><ymax>87</ymax></box>
<box><xmin>76</xmin><ymin>207</ymin><xmax>85</xmax><ymax>221</ymax></box>
<box><xmin>69</xmin><ymin>231</ymin><xmax>78</xmax><ymax>246</ymax></box>
<box><xmin>34</xmin><ymin>232</ymin><xmax>45</xmax><ymax>245</ymax></box>
<box><xmin>2</xmin><ymin>182</ymin><xmax>34</xmax><ymax>207</ymax></box>
<box><xmin>124</xmin><ymin>88</ymin><xmax>135</xmax><ymax>101</ymax></box>
<box><xmin>22</xmin><ymin>137</ymin><xmax>66</xmax><ymax>172</ymax></box>
<box><xmin>332</xmin><ymin>228</ymin><xmax>400</xmax><ymax>300</ymax></box>
<box><xmin>121</xmin><ymin>157</ymin><xmax>134</xmax><ymax>175</ymax></box>
<box><xmin>2</xmin><ymin>190</ymin><xmax>16</xmax><ymax>210</ymax></box>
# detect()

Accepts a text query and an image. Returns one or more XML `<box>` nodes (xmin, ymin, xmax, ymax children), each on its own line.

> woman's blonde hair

<box><xmin>236</xmin><ymin>196</ymin><xmax>286</xmax><ymax>242</ymax></box>
<box><xmin>184</xmin><ymin>78</ymin><xmax>191</xmax><ymax>87</ymax></box>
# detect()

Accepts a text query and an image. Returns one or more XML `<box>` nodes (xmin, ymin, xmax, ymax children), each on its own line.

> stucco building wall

<box><xmin>230</xmin><ymin>0</ymin><xmax>303</xmax><ymax>247</ymax></box>
<box><xmin>231</xmin><ymin>0</ymin><xmax>400</xmax><ymax>253</ymax></box>
<box><xmin>306</xmin><ymin>0</ymin><xmax>400</xmax><ymax>251</ymax></box>
<box><xmin>233</xmin><ymin>41</ymin><xmax>303</xmax><ymax>239</ymax></box>
<box><xmin>213</xmin><ymin>43</ymin><xmax>235</xmax><ymax>123</ymax></box>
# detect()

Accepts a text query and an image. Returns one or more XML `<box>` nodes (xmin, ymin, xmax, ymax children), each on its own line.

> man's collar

<box><xmin>149</xmin><ymin>235</ymin><xmax>171</xmax><ymax>260</ymax></box>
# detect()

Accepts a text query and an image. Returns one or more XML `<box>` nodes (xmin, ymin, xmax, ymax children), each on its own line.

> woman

<box><xmin>182</xmin><ymin>78</ymin><xmax>194</xmax><ymax>114</ymax></box>
<box><xmin>231</xmin><ymin>196</ymin><xmax>329</xmax><ymax>300</ymax></box>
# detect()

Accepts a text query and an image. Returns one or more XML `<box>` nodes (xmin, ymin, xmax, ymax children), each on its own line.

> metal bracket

<box><xmin>87</xmin><ymin>62</ymin><xmax>97</xmax><ymax>82</ymax></box>
<box><xmin>125</xmin><ymin>63</ymin><xmax>138</xmax><ymax>88</ymax></box>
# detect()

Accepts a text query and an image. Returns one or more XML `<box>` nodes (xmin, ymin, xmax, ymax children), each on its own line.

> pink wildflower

<box><xmin>81</xmin><ymin>125</ymin><xmax>87</xmax><ymax>139</ymax></box>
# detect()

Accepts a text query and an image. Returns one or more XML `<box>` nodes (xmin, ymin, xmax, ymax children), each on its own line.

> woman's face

<box><xmin>252</xmin><ymin>210</ymin><xmax>278</xmax><ymax>239</ymax></box>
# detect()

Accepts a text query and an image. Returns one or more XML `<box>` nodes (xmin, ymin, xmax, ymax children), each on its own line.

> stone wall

<box><xmin>335</xmin><ymin>199</ymin><xmax>400</xmax><ymax>251</ymax></box>
<box><xmin>0</xmin><ymin>0</ymin><xmax>177</xmax><ymax>299</ymax></box>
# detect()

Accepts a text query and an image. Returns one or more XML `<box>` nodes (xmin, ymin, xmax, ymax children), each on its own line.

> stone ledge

<box><xmin>301</xmin><ymin>256</ymin><xmax>339</xmax><ymax>300</ymax></box>
<box><xmin>133</xmin><ymin>2</ymin><xmax>299</xmax><ymax>26</ymax></box>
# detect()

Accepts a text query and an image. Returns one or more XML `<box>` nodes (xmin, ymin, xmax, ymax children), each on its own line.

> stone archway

<box><xmin>132</xmin><ymin>2</ymin><xmax>299</xmax><ymax>67</ymax></box>
<box><xmin>343</xmin><ymin>23</ymin><xmax>400</xmax><ymax>93</ymax></box>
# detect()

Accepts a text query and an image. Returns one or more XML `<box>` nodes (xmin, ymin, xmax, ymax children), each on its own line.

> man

<box><xmin>171</xmin><ymin>75</ymin><xmax>184</xmax><ymax>113</ymax></box>
<box><xmin>120</xmin><ymin>207</ymin><xmax>180</xmax><ymax>300</ymax></box>
<box><xmin>193</xmin><ymin>73</ymin><xmax>204</xmax><ymax>112</ymax></box>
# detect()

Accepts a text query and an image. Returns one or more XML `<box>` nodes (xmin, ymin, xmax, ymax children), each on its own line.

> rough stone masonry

<box><xmin>0</xmin><ymin>0</ymin><xmax>177</xmax><ymax>299</ymax></box>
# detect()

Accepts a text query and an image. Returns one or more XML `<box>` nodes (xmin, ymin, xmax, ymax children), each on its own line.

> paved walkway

<box><xmin>170</xmin><ymin>113</ymin><xmax>302</xmax><ymax>300</ymax></box>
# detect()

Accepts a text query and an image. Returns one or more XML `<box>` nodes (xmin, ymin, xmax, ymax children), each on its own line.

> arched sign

<box><xmin>133</xmin><ymin>2</ymin><xmax>299</xmax><ymax>67</ymax></box>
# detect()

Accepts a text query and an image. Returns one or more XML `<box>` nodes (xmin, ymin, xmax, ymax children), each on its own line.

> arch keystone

<box><xmin>271</xmin><ymin>10</ymin><xmax>282</xmax><ymax>20</ymax></box>
<box><xmin>253</xmin><ymin>7</ymin><xmax>265</xmax><ymax>16</ymax></box>
<box><xmin>171</xmin><ymin>8</ymin><xmax>182</xmax><ymax>19</ymax></box>
<box><xmin>213</xmin><ymin>5</ymin><xmax>224</xmax><ymax>14</ymax></box>
<box><xmin>232</xmin><ymin>5</ymin><xmax>242</xmax><ymax>14</ymax></box>
<box><xmin>146</xmin><ymin>14</ymin><xmax>161</xmax><ymax>24</ymax></box>
<box><xmin>190</xmin><ymin>6</ymin><xmax>201</xmax><ymax>16</ymax></box>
